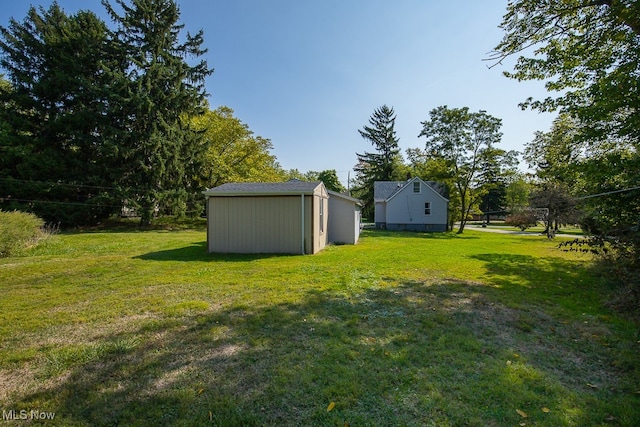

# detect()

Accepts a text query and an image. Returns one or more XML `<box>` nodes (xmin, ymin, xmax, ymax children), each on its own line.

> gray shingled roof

<box><xmin>374</xmin><ymin>179</ymin><xmax>449</xmax><ymax>201</ymax></box>
<box><xmin>203</xmin><ymin>180</ymin><xmax>323</xmax><ymax>196</ymax></box>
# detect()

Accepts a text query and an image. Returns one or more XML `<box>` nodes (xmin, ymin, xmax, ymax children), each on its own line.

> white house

<box><xmin>374</xmin><ymin>177</ymin><xmax>449</xmax><ymax>232</ymax></box>
<box><xmin>327</xmin><ymin>190</ymin><xmax>362</xmax><ymax>244</ymax></box>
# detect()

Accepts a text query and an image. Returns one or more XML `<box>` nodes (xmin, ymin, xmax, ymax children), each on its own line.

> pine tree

<box><xmin>0</xmin><ymin>4</ymin><xmax>119</xmax><ymax>225</ymax></box>
<box><xmin>353</xmin><ymin>105</ymin><xmax>402</xmax><ymax>218</ymax></box>
<box><xmin>104</xmin><ymin>0</ymin><xmax>212</xmax><ymax>225</ymax></box>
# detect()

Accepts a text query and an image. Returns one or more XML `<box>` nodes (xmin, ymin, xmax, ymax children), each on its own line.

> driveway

<box><xmin>466</xmin><ymin>224</ymin><xmax>585</xmax><ymax>239</ymax></box>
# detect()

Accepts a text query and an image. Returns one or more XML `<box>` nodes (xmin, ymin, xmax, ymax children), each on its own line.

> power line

<box><xmin>0</xmin><ymin>198</ymin><xmax>123</xmax><ymax>208</ymax></box>
<box><xmin>0</xmin><ymin>177</ymin><xmax>130</xmax><ymax>192</ymax></box>
<box><xmin>578</xmin><ymin>185</ymin><xmax>640</xmax><ymax>200</ymax></box>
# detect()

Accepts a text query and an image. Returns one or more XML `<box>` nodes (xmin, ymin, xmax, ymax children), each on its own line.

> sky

<box><xmin>0</xmin><ymin>1</ymin><xmax>556</xmax><ymax>186</ymax></box>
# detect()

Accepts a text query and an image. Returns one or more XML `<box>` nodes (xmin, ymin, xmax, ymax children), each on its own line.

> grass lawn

<box><xmin>1</xmin><ymin>221</ymin><xmax>638</xmax><ymax>426</ymax></box>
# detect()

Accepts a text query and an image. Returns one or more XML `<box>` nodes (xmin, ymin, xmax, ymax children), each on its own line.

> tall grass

<box><xmin>0</xmin><ymin>210</ymin><xmax>55</xmax><ymax>257</ymax></box>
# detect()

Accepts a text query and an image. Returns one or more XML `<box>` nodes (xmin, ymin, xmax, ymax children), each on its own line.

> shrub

<box><xmin>505</xmin><ymin>211</ymin><xmax>538</xmax><ymax>231</ymax></box>
<box><xmin>0</xmin><ymin>210</ymin><xmax>48</xmax><ymax>257</ymax></box>
<box><xmin>560</xmin><ymin>229</ymin><xmax>640</xmax><ymax>318</ymax></box>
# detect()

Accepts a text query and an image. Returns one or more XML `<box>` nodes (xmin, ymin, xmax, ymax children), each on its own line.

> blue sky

<box><xmin>1</xmin><ymin>1</ymin><xmax>555</xmax><ymax>185</ymax></box>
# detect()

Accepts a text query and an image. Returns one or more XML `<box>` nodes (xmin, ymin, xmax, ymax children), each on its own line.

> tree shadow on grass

<box><xmin>469</xmin><ymin>253</ymin><xmax>605</xmax><ymax>316</ymax></box>
<box><xmin>134</xmin><ymin>242</ymin><xmax>293</xmax><ymax>262</ymax></box>
<box><xmin>14</xmin><ymin>280</ymin><xmax>637</xmax><ymax>426</ymax></box>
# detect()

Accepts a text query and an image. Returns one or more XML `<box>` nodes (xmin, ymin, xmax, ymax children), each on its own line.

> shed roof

<box><xmin>327</xmin><ymin>190</ymin><xmax>363</xmax><ymax>206</ymax></box>
<box><xmin>203</xmin><ymin>181</ymin><xmax>324</xmax><ymax>197</ymax></box>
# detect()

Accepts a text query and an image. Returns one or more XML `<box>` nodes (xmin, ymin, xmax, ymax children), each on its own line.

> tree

<box><xmin>315</xmin><ymin>170</ymin><xmax>346</xmax><ymax>193</ymax></box>
<box><xmin>103</xmin><ymin>0</ymin><xmax>212</xmax><ymax>225</ymax></box>
<box><xmin>529</xmin><ymin>182</ymin><xmax>578</xmax><ymax>237</ymax></box>
<box><xmin>0</xmin><ymin>4</ymin><xmax>120</xmax><ymax>226</ymax></box>
<box><xmin>505</xmin><ymin>172</ymin><xmax>534</xmax><ymax>213</ymax></box>
<box><xmin>352</xmin><ymin>105</ymin><xmax>403</xmax><ymax>218</ymax></box>
<box><xmin>478</xmin><ymin>147</ymin><xmax>518</xmax><ymax>223</ymax></box>
<box><xmin>194</xmin><ymin>106</ymin><xmax>283</xmax><ymax>188</ymax></box>
<box><xmin>524</xmin><ymin>114</ymin><xmax>584</xmax><ymax>185</ymax></box>
<box><xmin>490</xmin><ymin>0</ymin><xmax>640</xmax><ymax>148</ymax></box>
<box><xmin>418</xmin><ymin>106</ymin><xmax>504</xmax><ymax>234</ymax></box>
<box><xmin>491</xmin><ymin>0</ymin><xmax>640</xmax><ymax>307</ymax></box>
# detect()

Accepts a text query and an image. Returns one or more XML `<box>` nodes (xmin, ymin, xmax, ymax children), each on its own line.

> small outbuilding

<box><xmin>327</xmin><ymin>190</ymin><xmax>362</xmax><ymax>245</ymax></box>
<box><xmin>374</xmin><ymin>177</ymin><xmax>449</xmax><ymax>232</ymax></box>
<box><xmin>203</xmin><ymin>181</ymin><xmax>329</xmax><ymax>254</ymax></box>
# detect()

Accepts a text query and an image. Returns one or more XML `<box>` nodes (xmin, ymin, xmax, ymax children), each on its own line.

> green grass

<box><xmin>1</xmin><ymin>222</ymin><xmax>638</xmax><ymax>426</ymax></box>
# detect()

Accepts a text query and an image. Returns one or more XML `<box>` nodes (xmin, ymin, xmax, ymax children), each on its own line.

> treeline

<box><xmin>0</xmin><ymin>0</ymin><xmax>320</xmax><ymax>227</ymax></box>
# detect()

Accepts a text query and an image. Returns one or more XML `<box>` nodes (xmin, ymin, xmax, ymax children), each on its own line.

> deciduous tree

<box><xmin>490</xmin><ymin>0</ymin><xmax>640</xmax><ymax>147</ymax></box>
<box><xmin>418</xmin><ymin>106</ymin><xmax>504</xmax><ymax>234</ymax></box>
<box><xmin>194</xmin><ymin>106</ymin><xmax>283</xmax><ymax>188</ymax></box>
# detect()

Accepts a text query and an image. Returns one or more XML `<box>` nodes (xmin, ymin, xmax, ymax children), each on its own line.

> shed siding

<box><xmin>208</xmin><ymin>196</ymin><xmax>303</xmax><ymax>254</ymax></box>
<box><xmin>310</xmin><ymin>188</ymin><xmax>329</xmax><ymax>254</ymax></box>
<box><xmin>328</xmin><ymin>195</ymin><xmax>360</xmax><ymax>244</ymax></box>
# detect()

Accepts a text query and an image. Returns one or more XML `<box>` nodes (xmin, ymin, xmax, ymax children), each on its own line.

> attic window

<box><xmin>413</xmin><ymin>181</ymin><xmax>420</xmax><ymax>193</ymax></box>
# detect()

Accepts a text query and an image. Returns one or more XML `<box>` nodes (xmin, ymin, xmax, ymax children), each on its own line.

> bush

<box><xmin>560</xmin><ymin>229</ymin><xmax>640</xmax><ymax>318</ymax></box>
<box><xmin>0</xmin><ymin>210</ymin><xmax>47</xmax><ymax>257</ymax></box>
<box><xmin>505</xmin><ymin>211</ymin><xmax>538</xmax><ymax>231</ymax></box>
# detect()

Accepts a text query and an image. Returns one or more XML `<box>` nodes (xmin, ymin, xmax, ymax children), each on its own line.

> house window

<box><xmin>424</xmin><ymin>202</ymin><xmax>431</xmax><ymax>215</ymax></box>
<box><xmin>319</xmin><ymin>198</ymin><xmax>324</xmax><ymax>233</ymax></box>
<box><xmin>413</xmin><ymin>181</ymin><xmax>421</xmax><ymax>193</ymax></box>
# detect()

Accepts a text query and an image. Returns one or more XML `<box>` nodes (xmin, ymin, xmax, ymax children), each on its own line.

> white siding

<box><xmin>374</xmin><ymin>202</ymin><xmax>386</xmax><ymax>226</ymax></box>
<box><xmin>386</xmin><ymin>183</ymin><xmax>448</xmax><ymax>229</ymax></box>
<box><xmin>328</xmin><ymin>195</ymin><xmax>361</xmax><ymax>244</ymax></box>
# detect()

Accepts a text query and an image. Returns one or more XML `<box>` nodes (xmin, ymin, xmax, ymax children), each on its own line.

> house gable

<box><xmin>374</xmin><ymin>177</ymin><xmax>449</xmax><ymax>232</ymax></box>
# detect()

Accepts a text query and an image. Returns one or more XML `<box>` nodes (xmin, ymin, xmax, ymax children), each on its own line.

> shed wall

<box><xmin>328</xmin><ymin>196</ymin><xmax>360</xmax><ymax>244</ymax></box>
<box><xmin>207</xmin><ymin>196</ymin><xmax>306</xmax><ymax>254</ymax></box>
<box><xmin>311</xmin><ymin>189</ymin><xmax>329</xmax><ymax>253</ymax></box>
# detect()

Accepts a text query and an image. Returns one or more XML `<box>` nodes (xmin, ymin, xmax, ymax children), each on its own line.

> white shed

<box><xmin>327</xmin><ymin>190</ymin><xmax>362</xmax><ymax>244</ymax></box>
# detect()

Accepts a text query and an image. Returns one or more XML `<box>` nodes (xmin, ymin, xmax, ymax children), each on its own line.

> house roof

<box><xmin>374</xmin><ymin>178</ymin><xmax>449</xmax><ymax>202</ymax></box>
<box><xmin>203</xmin><ymin>180</ymin><xmax>324</xmax><ymax>197</ymax></box>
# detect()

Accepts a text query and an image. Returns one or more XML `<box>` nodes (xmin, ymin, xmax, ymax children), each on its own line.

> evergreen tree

<box><xmin>0</xmin><ymin>4</ymin><xmax>119</xmax><ymax>225</ymax></box>
<box><xmin>103</xmin><ymin>0</ymin><xmax>212</xmax><ymax>225</ymax></box>
<box><xmin>353</xmin><ymin>105</ymin><xmax>402</xmax><ymax>218</ymax></box>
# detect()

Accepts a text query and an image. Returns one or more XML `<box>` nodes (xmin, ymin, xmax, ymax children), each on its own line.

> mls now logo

<box><xmin>2</xmin><ymin>409</ymin><xmax>56</xmax><ymax>421</ymax></box>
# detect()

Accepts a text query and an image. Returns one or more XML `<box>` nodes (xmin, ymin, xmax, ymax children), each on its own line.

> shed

<box><xmin>327</xmin><ymin>190</ymin><xmax>362</xmax><ymax>244</ymax></box>
<box><xmin>374</xmin><ymin>177</ymin><xmax>449</xmax><ymax>232</ymax></box>
<box><xmin>203</xmin><ymin>181</ymin><xmax>328</xmax><ymax>254</ymax></box>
